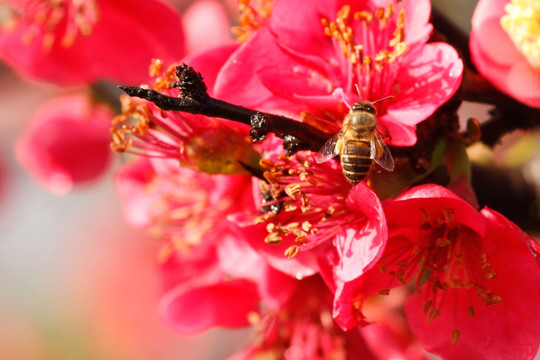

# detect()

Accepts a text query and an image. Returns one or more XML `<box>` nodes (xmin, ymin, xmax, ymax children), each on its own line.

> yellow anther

<box><xmin>501</xmin><ymin>0</ymin><xmax>540</xmax><ymax>71</ymax></box>
<box><xmin>284</xmin><ymin>245</ymin><xmax>299</xmax><ymax>258</ymax></box>
<box><xmin>451</xmin><ymin>329</ymin><xmax>460</xmax><ymax>345</ymax></box>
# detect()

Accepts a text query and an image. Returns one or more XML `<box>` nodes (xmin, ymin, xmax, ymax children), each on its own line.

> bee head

<box><xmin>346</xmin><ymin>101</ymin><xmax>378</xmax><ymax>129</ymax></box>
<box><xmin>351</xmin><ymin>101</ymin><xmax>376</xmax><ymax>115</ymax></box>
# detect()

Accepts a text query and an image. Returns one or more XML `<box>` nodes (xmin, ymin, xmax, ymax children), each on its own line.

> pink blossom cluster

<box><xmin>3</xmin><ymin>0</ymin><xmax>540</xmax><ymax>359</ymax></box>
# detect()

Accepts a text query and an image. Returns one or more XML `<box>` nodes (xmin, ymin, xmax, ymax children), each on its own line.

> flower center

<box><xmin>1</xmin><ymin>0</ymin><xmax>98</xmax><ymax>50</ymax></box>
<box><xmin>111</xmin><ymin>60</ymin><xmax>260</xmax><ymax>175</ymax></box>
<box><xmin>256</xmin><ymin>152</ymin><xmax>353</xmax><ymax>260</ymax></box>
<box><xmin>501</xmin><ymin>0</ymin><xmax>540</xmax><ymax>72</ymax></box>
<box><xmin>248</xmin><ymin>278</ymin><xmax>346</xmax><ymax>358</ymax></box>
<box><xmin>321</xmin><ymin>3</ymin><xmax>408</xmax><ymax>100</ymax></box>
<box><xmin>151</xmin><ymin>171</ymin><xmax>237</xmax><ymax>264</ymax></box>
<box><xmin>379</xmin><ymin>208</ymin><xmax>501</xmax><ymax>345</ymax></box>
<box><xmin>232</xmin><ymin>0</ymin><xmax>273</xmax><ymax>44</ymax></box>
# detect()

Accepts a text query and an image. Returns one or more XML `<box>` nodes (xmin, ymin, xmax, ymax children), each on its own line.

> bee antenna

<box><xmin>372</xmin><ymin>95</ymin><xmax>394</xmax><ymax>104</ymax></box>
<box><xmin>354</xmin><ymin>84</ymin><xmax>363</xmax><ymax>100</ymax></box>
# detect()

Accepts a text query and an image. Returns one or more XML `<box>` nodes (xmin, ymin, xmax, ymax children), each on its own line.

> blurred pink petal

<box><xmin>0</xmin><ymin>0</ymin><xmax>185</xmax><ymax>85</ymax></box>
<box><xmin>183</xmin><ymin>0</ymin><xmax>233</xmax><ymax>55</ymax></box>
<box><xmin>15</xmin><ymin>94</ymin><xmax>113</xmax><ymax>194</ymax></box>
<box><xmin>159</xmin><ymin>279</ymin><xmax>259</xmax><ymax>334</ymax></box>
<box><xmin>470</xmin><ymin>0</ymin><xmax>540</xmax><ymax>107</ymax></box>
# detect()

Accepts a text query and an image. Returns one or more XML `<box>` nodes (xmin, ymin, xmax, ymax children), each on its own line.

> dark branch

<box><xmin>459</xmin><ymin>69</ymin><xmax>540</xmax><ymax>147</ymax></box>
<box><xmin>431</xmin><ymin>7</ymin><xmax>540</xmax><ymax>146</ymax></box>
<box><xmin>430</xmin><ymin>7</ymin><xmax>474</xmax><ymax>70</ymax></box>
<box><xmin>480</xmin><ymin>107</ymin><xmax>540</xmax><ymax>147</ymax></box>
<box><xmin>119</xmin><ymin>64</ymin><xmax>329</xmax><ymax>155</ymax></box>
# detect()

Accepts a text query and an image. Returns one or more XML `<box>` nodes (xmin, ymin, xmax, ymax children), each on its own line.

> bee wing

<box><xmin>315</xmin><ymin>131</ymin><xmax>342</xmax><ymax>164</ymax></box>
<box><xmin>370</xmin><ymin>132</ymin><xmax>395</xmax><ymax>172</ymax></box>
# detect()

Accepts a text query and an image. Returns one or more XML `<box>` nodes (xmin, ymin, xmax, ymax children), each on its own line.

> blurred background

<box><xmin>0</xmin><ymin>67</ymin><xmax>252</xmax><ymax>359</ymax></box>
<box><xmin>0</xmin><ymin>0</ymin><xmax>250</xmax><ymax>358</ymax></box>
<box><xmin>0</xmin><ymin>1</ymin><xmax>538</xmax><ymax>359</ymax></box>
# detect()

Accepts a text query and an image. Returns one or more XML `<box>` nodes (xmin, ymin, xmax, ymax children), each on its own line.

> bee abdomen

<box><xmin>341</xmin><ymin>139</ymin><xmax>371</xmax><ymax>184</ymax></box>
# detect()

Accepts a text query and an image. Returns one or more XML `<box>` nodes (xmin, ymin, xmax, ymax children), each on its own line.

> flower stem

<box><xmin>119</xmin><ymin>64</ymin><xmax>329</xmax><ymax>155</ymax></box>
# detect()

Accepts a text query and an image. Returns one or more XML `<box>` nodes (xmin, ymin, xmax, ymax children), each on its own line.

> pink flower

<box><xmin>233</xmin><ymin>147</ymin><xmax>387</xmax><ymax>284</ymax></box>
<box><xmin>0</xmin><ymin>0</ymin><xmax>185</xmax><ymax>85</ymax></box>
<box><xmin>470</xmin><ymin>0</ymin><xmax>540</xmax><ymax>108</ymax></box>
<box><xmin>214</xmin><ymin>0</ymin><xmax>463</xmax><ymax>146</ymax></box>
<box><xmin>111</xmin><ymin>46</ymin><xmax>261</xmax><ymax>175</ymax></box>
<box><xmin>183</xmin><ymin>0</ymin><xmax>232</xmax><ymax>54</ymax></box>
<box><xmin>229</xmin><ymin>275</ymin><xmax>379</xmax><ymax>360</ymax></box>
<box><xmin>359</xmin><ymin>290</ymin><xmax>428</xmax><ymax>360</ymax></box>
<box><xmin>115</xmin><ymin>156</ymin><xmax>261</xmax><ymax>334</ymax></box>
<box><xmin>334</xmin><ymin>184</ymin><xmax>540</xmax><ymax>359</ymax></box>
<box><xmin>115</xmin><ymin>156</ymin><xmax>253</xmax><ymax>243</ymax></box>
<box><xmin>159</xmin><ymin>248</ymin><xmax>260</xmax><ymax>334</ymax></box>
<box><xmin>15</xmin><ymin>93</ymin><xmax>112</xmax><ymax>195</ymax></box>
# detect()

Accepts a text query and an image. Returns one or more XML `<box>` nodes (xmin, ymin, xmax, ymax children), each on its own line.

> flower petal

<box><xmin>15</xmin><ymin>94</ymin><xmax>112</xmax><ymax>195</ymax></box>
<box><xmin>269</xmin><ymin>0</ymin><xmax>338</xmax><ymax>56</ymax></box>
<box><xmin>384</xmin><ymin>184</ymin><xmax>486</xmax><ymax>236</ymax></box>
<box><xmin>235</xmin><ymin>222</ymin><xmax>320</xmax><ymax>279</ymax></box>
<box><xmin>185</xmin><ymin>43</ymin><xmax>239</xmax><ymax>95</ymax></box>
<box><xmin>333</xmin><ymin>183</ymin><xmax>387</xmax><ymax>282</ymax></box>
<box><xmin>388</xmin><ymin>43</ymin><xmax>463</xmax><ymax>130</ymax></box>
<box><xmin>473</xmin><ymin>18</ymin><xmax>521</xmax><ymax>68</ymax></box>
<box><xmin>0</xmin><ymin>0</ymin><xmax>185</xmax><ymax>85</ymax></box>
<box><xmin>507</xmin><ymin>61</ymin><xmax>540</xmax><ymax>108</ymax></box>
<box><xmin>405</xmin><ymin>208</ymin><xmax>540</xmax><ymax>360</ymax></box>
<box><xmin>183</xmin><ymin>0</ymin><xmax>232</xmax><ymax>55</ymax></box>
<box><xmin>159</xmin><ymin>279</ymin><xmax>259</xmax><ymax>334</ymax></box>
<box><xmin>214</xmin><ymin>29</ymin><xmax>285</xmax><ymax>108</ymax></box>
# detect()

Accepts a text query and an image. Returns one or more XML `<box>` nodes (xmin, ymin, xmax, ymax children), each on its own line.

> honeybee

<box><xmin>315</xmin><ymin>98</ymin><xmax>395</xmax><ymax>184</ymax></box>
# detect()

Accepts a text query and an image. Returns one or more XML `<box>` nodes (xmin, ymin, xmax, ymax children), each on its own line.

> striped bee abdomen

<box><xmin>340</xmin><ymin>138</ymin><xmax>372</xmax><ymax>184</ymax></box>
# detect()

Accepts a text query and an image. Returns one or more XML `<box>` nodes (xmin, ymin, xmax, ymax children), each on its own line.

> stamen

<box><xmin>379</xmin><ymin>288</ymin><xmax>390</xmax><ymax>295</ymax></box>
<box><xmin>232</xmin><ymin>0</ymin><xmax>273</xmax><ymax>44</ymax></box>
<box><xmin>427</xmin><ymin>308</ymin><xmax>440</xmax><ymax>323</ymax></box>
<box><xmin>265</xmin><ymin>231</ymin><xmax>283</xmax><ymax>245</ymax></box>
<box><xmin>321</xmin><ymin>1</ymin><xmax>408</xmax><ymax>100</ymax></box>
<box><xmin>378</xmin><ymin>207</ymin><xmax>504</xmax><ymax>343</ymax></box>
<box><xmin>256</xmin><ymin>152</ymin><xmax>353</xmax><ymax>259</ymax></box>
<box><xmin>284</xmin><ymin>245</ymin><xmax>299</xmax><ymax>258</ymax></box>
<box><xmin>111</xmin><ymin>62</ymin><xmax>261</xmax><ymax>174</ymax></box>
<box><xmin>451</xmin><ymin>329</ymin><xmax>460</xmax><ymax>345</ymax></box>
<box><xmin>2</xmin><ymin>0</ymin><xmax>98</xmax><ymax>51</ymax></box>
<box><xmin>501</xmin><ymin>0</ymin><xmax>540</xmax><ymax>72</ymax></box>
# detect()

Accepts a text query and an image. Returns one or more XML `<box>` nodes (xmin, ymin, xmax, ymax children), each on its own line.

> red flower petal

<box><xmin>183</xmin><ymin>0</ymin><xmax>232</xmax><ymax>55</ymax></box>
<box><xmin>115</xmin><ymin>157</ymin><xmax>159</xmax><ymax>229</ymax></box>
<box><xmin>470</xmin><ymin>0</ymin><xmax>540</xmax><ymax>108</ymax></box>
<box><xmin>268</xmin><ymin>0</ymin><xmax>337</xmax><ymax>57</ymax></box>
<box><xmin>15</xmin><ymin>94</ymin><xmax>112</xmax><ymax>194</ymax></box>
<box><xmin>384</xmin><ymin>184</ymin><xmax>486</xmax><ymax>236</ymax></box>
<box><xmin>0</xmin><ymin>0</ymin><xmax>185</xmax><ymax>85</ymax></box>
<box><xmin>185</xmin><ymin>43</ymin><xmax>239</xmax><ymax>95</ymax></box>
<box><xmin>235</xmin><ymin>221</ymin><xmax>321</xmax><ymax>279</ymax></box>
<box><xmin>384</xmin><ymin>43</ymin><xmax>463</xmax><ymax>145</ymax></box>
<box><xmin>473</xmin><ymin>17</ymin><xmax>521</xmax><ymax>68</ymax></box>
<box><xmin>333</xmin><ymin>183</ymin><xmax>387</xmax><ymax>282</ymax></box>
<box><xmin>159</xmin><ymin>279</ymin><xmax>259</xmax><ymax>334</ymax></box>
<box><xmin>214</xmin><ymin>29</ymin><xmax>291</xmax><ymax>109</ymax></box>
<box><xmin>506</xmin><ymin>61</ymin><xmax>540</xmax><ymax>106</ymax></box>
<box><xmin>405</xmin><ymin>208</ymin><xmax>540</xmax><ymax>360</ymax></box>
